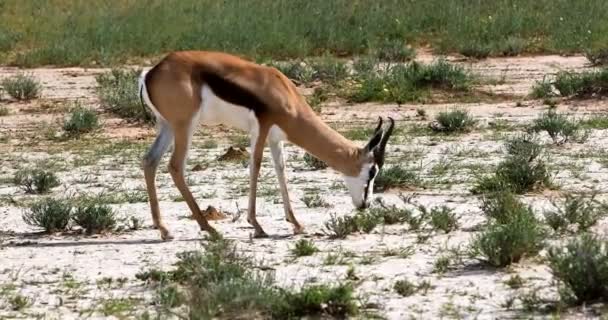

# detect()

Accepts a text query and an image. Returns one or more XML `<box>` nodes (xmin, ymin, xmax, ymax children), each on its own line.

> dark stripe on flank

<box><xmin>199</xmin><ymin>71</ymin><xmax>267</xmax><ymax>114</ymax></box>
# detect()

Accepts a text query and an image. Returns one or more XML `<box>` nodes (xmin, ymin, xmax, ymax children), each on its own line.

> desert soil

<box><xmin>0</xmin><ymin>54</ymin><xmax>607</xmax><ymax>319</ymax></box>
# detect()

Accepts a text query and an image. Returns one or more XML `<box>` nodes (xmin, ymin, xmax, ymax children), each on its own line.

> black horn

<box><xmin>374</xmin><ymin>117</ymin><xmax>383</xmax><ymax>134</ymax></box>
<box><xmin>373</xmin><ymin>117</ymin><xmax>395</xmax><ymax>169</ymax></box>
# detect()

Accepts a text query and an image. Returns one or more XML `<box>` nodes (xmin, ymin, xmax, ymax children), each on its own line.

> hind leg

<box><xmin>143</xmin><ymin>121</ymin><xmax>174</xmax><ymax>240</ymax></box>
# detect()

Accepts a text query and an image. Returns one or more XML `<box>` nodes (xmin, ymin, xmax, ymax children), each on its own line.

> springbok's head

<box><xmin>343</xmin><ymin>117</ymin><xmax>395</xmax><ymax>209</ymax></box>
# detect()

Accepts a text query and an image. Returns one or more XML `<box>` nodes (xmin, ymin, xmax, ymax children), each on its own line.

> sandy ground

<box><xmin>0</xmin><ymin>55</ymin><xmax>607</xmax><ymax>319</ymax></box>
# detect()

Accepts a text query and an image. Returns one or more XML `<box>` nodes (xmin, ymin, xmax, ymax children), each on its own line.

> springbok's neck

<box><xmin>279</xmin><ymin>109</ymin><xmax>362</xmax><ymax>177</ymax></box>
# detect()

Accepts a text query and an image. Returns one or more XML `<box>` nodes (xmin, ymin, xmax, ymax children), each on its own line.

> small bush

<box><xmin>268</xmin><ymin>61</ymin><xmax>315</xmax><ymax>84</ymax></box>
<box><xmin>543</xmin><ymin>193</ymin><xmax>606</xmax><ymax>234</ymax></box>
<box><xmin>368</xmin><ymin>200</ymin><xmax>413</xmax><ymax>225</ymax></box>
<box><xmin>309</xmin><ymin>57</ymin><xmax>349</xmax><ymax>84</ymax></box>
<box><xmin>13</xmin><ymin>168</ymin><xmax>60</xmax><ymax>194</ymax></box>
<box><xmin>96</xmin><ymin>69</ymin><xmax>149</xmax><ymax>123</ymax></box>
<box><xmin>324</xmin><ymin>212</ymin><xmax>380</xmax><ymax>238</ymax></box>
<box><xmin>1</xmin><ymin>73</ymin><xmax>41</xmax><ymax>101</ymax></box>
<box><xmin>548</xmin><ymin>234</ymin><xmax>608</xmax><ymax>304</ymax></box>
<box><xmin>470</xmin><ymin>193</ymin><xmax>545</xmax><ymax>267</ymax></box>
<box><xmin>530</xmin><ymin>77</ymin><xmax>554</xmax><ymax>99</ymax></box>
<box><xmin>303</xmin><ymin>152</ymin><xmax>328</xmax><ymax>170</ymax></box>
<box><xmin>301</xmin><ymin>192</ymin><xmax>330</xmax><ymax>208</ymax></box>
<box><xmin>63</xmin><ymin>103</ymin><xmax>99</xmax><ymax>137</ymax></box>
<box><xmin>553</xmin><ymin>69</ymin><xmax>608</xmax><ymax>98</ymax></box>
<box><xmin>505</xmin><ymin>134</ymin><xmax>543</xmax><ymax>160</ymax></box>
<box><xmin>374</xmin><ymin>165</ymin><xmax>419</xmax><ymax>191</ymax></box>
<box><xmin>394</xmin><ymin>279</ymin><xmax>433</xmax><ymax>297</ymax></box>
<box><xmin>458</xmin><ymin>42</ymin><xmax>492</xmax><ymax>59</ymax></box>
<box><xmin>480</xmin><ymin>191</ymin><xmax>531</xmax><ymax>225</ymax></box>
<box><xmin>23</xmin><ymin>198</ymin><xmax>71</xmax><ymax>233</ymax></box>
<box><xmin>430</xmin><ymin>110</ymin><xmax>477</xmax><ymax>133</ymax></box>
<box><xmin>529</xmin><ymin>110</ymin><xmax>585</xmax><ymax>144</ymax></box>
<box><xmin>375</xmin><ymin>39</ymin><xmax>415</xmax><ymax>62</ymax></box>
<box><xmin>0</xmin><ymin>106</ymin><xmax>9</xmax><ymax>116</ymax></box>
<box><xmin>427</xmin><ymin>205</ymin><xmax>459</xmax><ymax>233</ymax></box>
<box><xmin>290</xmin><ymin>239</ymin><xmax>319</xmax><ymax>257</ymax></box>
<box><xmin>585</xmin><ymin>48</ymin><xmax>608</xmax><ymax>66</ymax></box>
<box><xmin>72</xmin><ymin>200</ymin><xmax>117</xmax><ymax>234</ymax></box>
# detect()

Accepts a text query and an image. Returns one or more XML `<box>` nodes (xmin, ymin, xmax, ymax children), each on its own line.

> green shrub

<box><xmin>301</xmin><ymin>192</ymin><xmax>330</xmax><ymax>208</ymax></box>
<box><xmin>268</xmin><ymin>61</ymin><xmax>315</xmax><ymax>84</ymax></box>
<box><xmin>63</xmin><ymin>103</ymin><xmax>99</xmax><ymax>137</ymax></box>
<box><xmin>374</xmin><ymin>165</ymin><xmax>419</xmax><ymax>191</ymax></box>
<box><xmin>480</xmin><ymin>191</ymin><xmax>530</xmax><ymax>225</ymax></box>
<box><xmin>22</xmin><ymin>198</ymin><xmax>72</xmax><ymax>233</ymax></box>
<box><xmin>553</xmin><ymin>69</ymin><xmax>608</xmax><ymax>98</ymax></box>
<box><xmin>13</xmin><ymin>168</ymin><xmax>60</xmax><ymax>194</ymax></box>
<box><xmin>323</xmin><ymin>212</ymin><xmax>381</xmax><ymax>238</ymax></box>
<box><xmin>585</xmin><ymin>48</ymin><xmax>608</xmax><ymax>66</ymax></box>
<box><xmin>393</xmin><ymin>279</ymin><xmax>433</xmax><ymax>297</ymax></box>
<box><xmin>303</xmin><ymin>152</ymin><xmax>328</xmax><ymax>170</ymax></box>
<box><xmin>548</xmin><ymin>234</ymin><xmax>608</xmax><ymax>304</ymax></box>
<box><xmin>290</xmin><ymin>239</ymin><xmax>319</xmax><ymax>257</ymax></box>
<box><xmin>529</xmin><ymin>110</ymin><xmax>585</xmax><ymax>144</ymax></box>
<box><xmin>96</xmin><ymin>69</ymin><xmax>149</xmax><ymax>123</ymax></box>
<box><xmin>1</xmin><ymin>73</ymin><xmax>41</xmax><ymax>101</ymax></box>
<box><xmin>430</xmin><ymin>110</ymin><xmax>477</xmax><ymax>133</ymax></box>
<box><xmin>470</xmin><ymin>193</ymin><xmax>545</xmax><ymax>267</ymax></box>
<box><xmin>375</xmin><ymin>39</ymin><xmax>416</xmax><ymax>62</ymax></box>
<box><xmin>427</xmin><ymin>205</ymin><xmax>459</xmax><ymax>233</ymax></box>
<box><xmin>543</xmin><ymin>193</ymin><xmax>606</xmax><ymax>234</ymax></box>
<box><xmin>72</xmin><ymin>200</ymin><xmax>117</xmax><ymax>234</ymax></box>
<box><xmin>368</xmin><ymin>200</ymin><xmax>413</xmax><ymax>225</ymax></box>
<box><xmin>530</xmin><ymin>77</ymin><xmax>554</xmax><ymax>99</ymax></box>
<box><xmin>309</xmin><ymin>57</ymin><xmax>349</xmax><ymax>84</ymax></box>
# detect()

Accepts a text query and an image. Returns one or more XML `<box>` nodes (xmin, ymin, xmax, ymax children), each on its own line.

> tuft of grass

<box><xmin>473</xmin><ymin>136</ymin><xmax>551</xmax><ymax>194</ymax></box>
<box><xmin>580</xmin><ymin>114</ymin><xmax>608</xmax><ymax>129</ymax></box>
<box><xmin>585</xmin><ymin>48</ymin><xmax>608</xmax><ymax>66</ymax></box>
<box><xmin>303</xmin><ymin>152</ymin><xmax>328</xmax><ymax>170</ymax></box>
<box><xmin>22</xmin><ymin>198</ymin><xmax>72</xmax><ymax>233</ymax></box>
<box><xmin>301</xmin><ymin>192</ymin><xmax>330</xmax><ymax>208</ymax></box>
<box><xmin>349</xmin><ymin>60</ymin><xmax>471</xmax><ymax>104</ymax></box>
<box><xmin>63</xmin><ymin>102</ymin><xmax>99</xmax><ymax>138</ymax></box>
<box><xmin>9</xmin><ymin>294</ymin><xmax>31</xmax><ymax>311</ymax></box>
<box><xmin>529</xmin><ymin>110</ymin><xmax>586</xmax><ymax>145</ymax></box>
<box><xmin>0</xmin><ymin>106</ymin><xmax>9</xmax><ymax>116</ymax></box>
<box><xmin>504</xmin><ymin>275</ymin><xmax>525</xmax><ymax>289</ymax></box>
<box><xmin>394</xmin><ymin>279</ymin><xmax>433</xmax><ymax>297</ymax></box>
<box><xmin>323</xmin><ymin>212</ymin><xmax>381</xmax><ymax>239</ymax></box>
<box><xmin>430</xmin><ymin>110</ymin><xmax>477</xmax><ymax>133</ymax></box>
<box><xmin>543</xmin><ymin>193</ymin><xmax>606</xmax><ymax>234</ymax></box>
<box><xmin>530</xmin><ymin>77</ymin><xmax>555</xmax><ymax>99</ymax></box>
<box><xmin>96</xmin><ymin>69</ymin><xmax>149</xmax><ymax>123</ymax></box>
<box><xmin>13</xmin><ymin>168</ymin><xmax>60</xmax><ymax>194</ymax></box>
<box><xmin>426</xmin><ymin>205</ymin><xmax>459</xmax><ymax>233</ymax></box>
<box><xmin>553</xmin><ymin>69</ymin><xmax>608</xmax><ymax>98</ymax></box>
<box><xmin>375</xmin><ymin>39</ymin><xmax>416</xmax><ymax>62</ymax></box>
<box><xmin>290</xmin><ymin>239</ymin><xmax>319</xmax><ymax>257</ymax></box>
<box><xmin>1</xmin><ymin>73</ymin><xmax>41</xmax><ymax>100</ymax></box>
<box><xmin>470</xmin><ymin>192</ymin><xmax>545</xmax><ymax>267</ymax></box>
<box><xmin>548</xmin><ymin>234</ymin><xmax>608</xmax><ymax>305</ymax></box>
<box><xmin>140</xmin><ymin>238</ymin><xmax>358</xmax><ymax>318</ymax></box>
<box><xmin>368</xmin><ymin>200</ymin><xmax>413</xmax><ymax>225</ymax></box>
<box><xmin>72</xmin><ymin>199</ymin><xmax>117</xmax><ymax>235</ymax></box>
<box><xmin>374</xmin><ymin>165</ymin><xmax>419</xmax><ymax>191</ymax></box>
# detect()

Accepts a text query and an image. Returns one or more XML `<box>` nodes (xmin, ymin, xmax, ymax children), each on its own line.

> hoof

<box><xmin>253</xmin><ymin>230</ymin><xmax>269</xmax><ymax>238</ymax></box>
<box><xmin>160</xmin><ymin>229</ymin><xmax>174</xmax><ymax>241</ymax></box>
<box><xmin>293</xmin><ymin>225</ymin><xmax>306</xmax><ymax>235</ymax></box>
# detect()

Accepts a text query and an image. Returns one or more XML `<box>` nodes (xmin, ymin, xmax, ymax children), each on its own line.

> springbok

<box><xmin>138</xmin><ymin>51</ymin><xmax>394</xmax><ymax>240</ymax></box>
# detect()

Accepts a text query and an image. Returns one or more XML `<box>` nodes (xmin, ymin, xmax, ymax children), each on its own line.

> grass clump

<box><xmin>430</xmin><ymin>109</ymin><xmax>477</xmax><ymax>133</ymax></box>
<box><xmin>141</xmin><ymin>238</ymin><xmax>358</xmax><ymax>319</ymax></box>
<box><xmin>96</xmin><ymin>69</ymin><xmax>149</xmax><ymax>123</ymax></box>
<box><xmin>63</xmin><ymin>103</ymin><xmax>99</xmax><ymax>138</ymax></box>
<box><xmin>530</xmin><ymin>77</ymin><xmax>555</xmax><ymax>99</ymax></box>
<box><xmin>529</xmin><ymin>110</ymin><xmax>586</xmax><ymax>144</ymax></box>
<box><xmin>553</xmin><ymin>69</ymin><xmax>608</xmax><ymax>98</ymax></box>
<box><xmin>543</xmin><ymin>193</ymin><xmax>606</xmax><ymax>234</ymax></box>
<box><xmin>470</xmin><ymin>192</ymin><xmax>545</xmax><ymax>267</ymax></box>
<box><xmin>22</xmin><ymin>198</ymin><xmax>72</xmax><ymax>233</ymax></box>
<box><xmin>301</xmin><ymin>192</ymin><xmax>330</xmax><ymax>208</ymax></box>
<box><xmin>349</xmin><ymin>60</ymin><xmax>471</xmax><ymax>104</ymax></box>
<box><xmin>0</xmin><ymin>106</ymin><xmax>9</xmax><ymax>116</ymax></box>
<box><xmin>473</xmin><ymin>135</ymin><xmax>551</xmax><ymax>194</ymax></box>
<box><xmin>426</xmin><ymin>205</ymin><xmax>459</xmax><ymax>233</ymax></box>
<box><xmin>290</xmin><ymin>239</ymin><xmax>319</xmax><ymax>257</ymax></box>
<box><xmin>324</xmin><ymin>212</ymin><xmax>381</xmax><ymax>239</ymax></box>
<box><xmin>394</xmin><ymin>279</ymin><xmax>433</xmax><ymax>297</ymax></box>
<box><xmin>585</xmin><ymin>48</ymin><xmax>608</xmax><ymax>66</ymax></box>
<box><xmin>303</xmin><ymin>152</ymin><xmax>328</xmax><ymax>170</ymax></box>
<box><xmin>375</xmin><ymin>39</ymin><xmax>416</xmax><ymax>62</ymax></box>
<box><xmin>368</xmin><ymin>200</ymin><xmax>413</xmax><ymax>225</ymax></box>
<box><xmin>72</xmin><ymin>199</ymin><xmax>117</xmax><ymax>234</ymax></box>
<box><xmin>13</xmin><ymin>168</ymin><xmax>60</xmax><ymax>194</ymax></box>
<box><xmin>1</xmin><ymin>73</ymin><xmax>41</xmax><ymax>100</ymax></box>
<box><xmin>374</xmin><ymin>165</ymin><xmax>419</xmax><ymax>191</ymax></box>
<box><xmin>548</xmin><ymin>234</ymin><xmax>608</xmax><ymax>305</ymax></box>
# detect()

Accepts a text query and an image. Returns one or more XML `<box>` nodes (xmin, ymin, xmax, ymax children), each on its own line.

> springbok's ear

<box><xmin>364</xmin><ymin>130</ymin><xmax>383</xmax><ymax>152</ymax></box>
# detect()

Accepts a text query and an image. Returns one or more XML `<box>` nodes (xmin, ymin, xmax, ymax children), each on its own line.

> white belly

<box><xmin>199</xmin><ymin>85</ymin><xmax>286</xmax><ymax>143</ymax></box>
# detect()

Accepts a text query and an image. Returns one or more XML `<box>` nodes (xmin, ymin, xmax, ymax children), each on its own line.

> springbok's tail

<box><xmin>138</xmin><ymin>68</ymin><xmax>164</xmax><ymax>123</ymax></box>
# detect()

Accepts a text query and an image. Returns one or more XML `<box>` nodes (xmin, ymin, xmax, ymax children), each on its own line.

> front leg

<box><xmin>247</xmin><ymin>124</ymin><xmax>270</xmax><ymax>238</ymax></box>
<box><xmin>269</xmin><ymin>141</ymin><xmax>304</xmax><ymax>234</ymax></box>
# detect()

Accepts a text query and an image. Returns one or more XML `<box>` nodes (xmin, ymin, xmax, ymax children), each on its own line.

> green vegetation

<box><xmin>0</xmin><ymin>106</ymin><xmax>9</xmax><ymax>116</ymax></box>
<box><xmin>1</xmin><ymin>73</ymin><xmax>41</xmax><ymax>100</ymax></box>
<box><xmin>290</xmin><ymin>239</ymin><xmax>319</xmax><ymax>257</ymax></box>
<box><xmin>374</xmin><ymin>165</ymin><xmax>419</xmax><ymax>191</ymax></box>
<box><xmin>394</xmin><ymin>279</ymin><xmax>433</xmax><ymax>297</ymax></box>
<box><xmin>529</xmin><ymin>110</ymin><xmax>587</xmax><ymax>144</ymax></box>
<box><xmin>553</xmin><ymin>69</ymin><xmax>608</xmax><ymax>98</ymax></box>
<box><xmin>543</xmin><ymin>193</ymin><xmax>606</xmax><ymax>234</ymax></box>
<box><xmin>22</xmin><ymin>198</ymin><xmax>72</xmax><ymax>233</ymax></box>
<box><xmin>303</xmin><ymin>153</ymin><xmax>328</xmax><ymax>170</ymax></box>
<box><xmin>470</xmin><ymin>192</ymin><xmax>545</xmax><ymax>267</ymax></box>
<box><xmin>139</xmin><ymin>238</ymin><xmax>358</xmax><ymax>319</ymax></box>
<box><xmin>430</xmin><ymin>110</ymin><xmax>477</xmax><ymax>133</ymax></box>
<box><xmin>13</xmin><ymin>168</ymin><xmax>60</xmax><ymax>194</ymax></box>
<box><xmin>63</xmin><ymin>103</ymin><xmax>99</xmax><ymax>138</ymax></box>
<box><xmin>72</xmin><ymin>200</ymin><xmax>117</xmax><ymax>235</ymax></box>
<box><xmin>427</xmin><ymin>205</ymin><xmax>460</xmax><ymax>233</ymax></box>
<box><xmin>96</xmin><ymin>69</ymin><xmax>149</xmax><ymax>123</ymax></box>
<box><xmin>473</xmin><ymin>135</ymin><xmax>551</xmax><ymax>194</ymax></box>
<box><xmin>585</xmin><ymin>48</ymin><xmax>608</xmax><ymax>66</ymax></box>
<box><xmin>301</xmin><ymin>192</ymin><xmax>330</xmax><ymax>208</ymax></box>
<box><xmin>3</xmin><ymin>1</ymin><xmax>607</xmax><ymax>66</ymax></box>
<box><xmin>548</xmin><ymin>234</ymin><xmax>608</xmax><ymax>304</ymax></box>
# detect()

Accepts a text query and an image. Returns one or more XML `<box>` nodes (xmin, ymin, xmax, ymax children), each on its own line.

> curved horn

<box><xmin>374</xmin><ymin>117</ymin><xmax>383</xmax><ymax>134</ymax></box>
<box><xmin>373</xmin><ymin>117</ymin><xmax>395</xmax><ymax>168</ymax></box>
